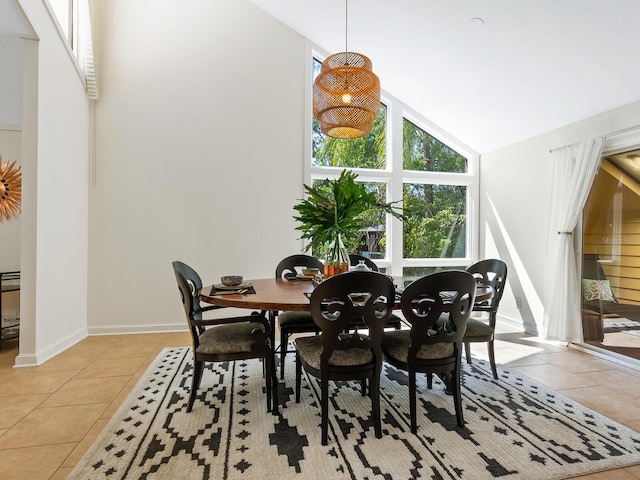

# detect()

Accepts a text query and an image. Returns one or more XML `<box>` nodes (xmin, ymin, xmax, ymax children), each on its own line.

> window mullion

<box><xmin>389</xmin><ymin>101</ymin><xmax>404</xmax><ymax>279</ymax></box>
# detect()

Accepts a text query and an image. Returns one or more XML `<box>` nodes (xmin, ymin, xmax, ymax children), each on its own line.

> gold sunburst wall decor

<box><xmin>0</xmin><ymin>155</ymin><xmax>22</xmax><ymax>222</ymax></box>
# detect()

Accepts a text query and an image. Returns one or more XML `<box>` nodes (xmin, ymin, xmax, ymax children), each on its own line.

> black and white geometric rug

<box><xmin>603</xmin><ymin>320</ymin><xmax>640</xmax><ymax>332</ymax></box>
<box><xmin>67</xmin><ymin>347</ymin><xmax>640</xmax><ymax>480</ymax></box>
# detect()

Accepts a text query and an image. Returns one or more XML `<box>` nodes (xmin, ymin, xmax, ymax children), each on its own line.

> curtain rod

<box><xmin>549</xmin><ymin>123</ymin><xmax>640</xmax><ymax>153</ymax></box>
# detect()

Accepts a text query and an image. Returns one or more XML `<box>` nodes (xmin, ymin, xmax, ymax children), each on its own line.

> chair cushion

<box><xmin>295</xmin><ymin>335</ymin><xmax>373</xmax><ymax>371</ymax></box>
<box><xmin>382</xmin><ymin>330</ymin><xmax>454</xmax><ymax>364</ymax></box>
<box><xmin>463</xmin><ymin>317</ymin><xmax>494</xmax><ymax>340</ymax></box>
<box><xmin>278</xmin><ymin>311</ymin><xmax>316</xmax><ymax>329</ymax></box>
<box><xmin>196</xmin><ymin>322</ymin><xmax>265</xmax><ymax>355</ymax></box>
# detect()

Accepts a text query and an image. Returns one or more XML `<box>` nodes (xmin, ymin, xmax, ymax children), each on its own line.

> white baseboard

<box><xmin>496</xmin><ymin>314</ymin><xmax>540</xmax><ymax>336</ymax></box>
<box><xmin>87</xmin><ymin>323</ymin><xmax>188</xmax><ymax>336</ymax></box>
<box><xmin>14</xmin><ymin>327</ymin><xmax>87</xmax><ymax>367</ymax></box>
<box><xmin>13</xmin><ymin>324</ymin><xmax>188</xmax><ymax>367</ymax></box>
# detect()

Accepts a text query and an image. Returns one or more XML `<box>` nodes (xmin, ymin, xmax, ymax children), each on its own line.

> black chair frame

<box><xmin>383</xmin><ymin>270</ymin><xmax>476</xmax><ymax>433</ymax></box>
<box><xmin>172</xmin><ymin>261</ymin><xmax>277</xmax><ymax>414</ymax></box>
<box><xmin>274</xmin><ymin>254</ymin><xmax>324</xmax><ymax>379</ymax></box>
<box><xmin>464</xmin><ymin>259</ymin><xmax>508</xmax><ymax>379</ymax></box>
<box><xmin>295</xmin><ymin>270</ymin><xmax>395</xmax><ymax>445</ymax></box>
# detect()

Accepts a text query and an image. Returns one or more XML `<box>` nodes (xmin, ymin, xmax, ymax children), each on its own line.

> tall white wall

<box><xmin>87</xmin><ymin>0</ymin><xmax>640</xmax><ymax>341</ymax></box>
<box><xmin>90</xmin><ymin>0</ymin><xmax>305</xmax><ymax>332</ymax></box>
<box><xmin>0</xmin><ymin>35</ymin><xmax>22</xmax><ymax>126</ymax></box>
<box><xmin>0</xmin><ymin>128</ymin><xmax>22</xmax><ymax>271</ymax></box>
<box><xmin>480</xmin><ymin>100</ymin><xmax>640</xmax><ymax>336</ymax></box>
<box><xmin>16</xmin><ymin>0</ymin><xmax>89</xmax><ymax>365</ymax></box>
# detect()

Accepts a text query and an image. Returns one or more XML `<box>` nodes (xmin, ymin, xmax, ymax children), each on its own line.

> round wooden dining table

<box><xmin>200</xmin><ymin>278</ymin><xmax>314</xmax><ymax>311</ymax></box>
<box><xmin>200</xmin><ymin>277</ymin><xmax>493</xmax><ymax>395</ymax></box>
<box><xmin>199</xmin><ymin>277</ymin><xmax>493</xmax><ymax>312</ymax></box>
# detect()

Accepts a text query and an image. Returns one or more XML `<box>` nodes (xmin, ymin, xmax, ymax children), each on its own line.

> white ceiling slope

<box><xmin>0</xmin><ymin>0</ymin><xmax>34</xmax><ymax>37</ymax></box>
<box><xmin>250</xmin><ymin>0</ymin><xmax>640</xmax><ymax>153</ymax></box>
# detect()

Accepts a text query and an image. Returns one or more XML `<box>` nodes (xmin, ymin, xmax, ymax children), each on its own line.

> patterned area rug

<box><xmin>68</xmin><ymin>347</ymin><xmax>640</xmax><ymax>480</ymax></box>
<box><xmin>603</xmin><ymin>320</ymin><xmax>640</xmax><ymax>332</ymax></box>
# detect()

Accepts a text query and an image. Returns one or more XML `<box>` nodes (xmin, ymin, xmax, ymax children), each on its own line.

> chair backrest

<box><xmin>466</xmin><ymin>259</ymin><xmax>508</xmax><ymax>310</ymax></box>
<box><xmin>582</xmin><ymin>253</ymin><xmax>607</xmax><ymax>280</ymax></box>
<box><xmin>349</xmin><ymin>253</ymin><xmax>379</xmax><ymax>272</ymax></box>
<box><xmin>275</xmin><ymin>254</ymin><xmax>324</xmax><ymax>279</ymax></box>
<box><xmin>309</xmin><ymin>271</ymin><xmax>395</xmax><ymax>367</ymax></box>
<box><xmin>400</xmin><ymin>270</ymin><xmax>476</xmax><ymax>350</ymax></box>
<box><xmin>172</xmin><ymin>261</ymin><xmax>202</xmax><ymax>341</ymax></box>
<box><xmin>173</xmin><ymin>260</ymin><xmax>204</xmax><ymax>298</ymax></box>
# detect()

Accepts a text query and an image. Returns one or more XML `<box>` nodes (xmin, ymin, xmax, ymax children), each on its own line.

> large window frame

<box><xmin>305</xmin><ymin>44</ymin><xmax>479</xmax><ymax>279</ymax></box>
<box><xmin>46</xmin><ymin>0</ymin><xmax>98</xmax><ymax>100</ymax></box>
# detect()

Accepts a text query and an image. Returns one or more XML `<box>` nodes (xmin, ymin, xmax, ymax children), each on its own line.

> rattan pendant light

<box><xmin>313</xmin><ymin>0</ymin><xmax>380</xmax><ymax>139</ymax></box>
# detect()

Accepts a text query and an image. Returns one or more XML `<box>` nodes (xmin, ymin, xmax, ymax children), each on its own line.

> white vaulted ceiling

<box><xmin>250</xmin><ymin>0</ymin><xmax>640</xmax><ymax>153</ymax></box>
<box><xmin>2</xmin><ymin>1</ymin><xmax>640</xmax><ymax>153</ymax></box>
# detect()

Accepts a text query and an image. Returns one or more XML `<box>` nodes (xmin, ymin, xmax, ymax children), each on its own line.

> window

<box><xmin>403</xmin><ymin>119</ymin><xmax>467</xmax><ymax>173</ymax></box>
<box><xmin>47</xmin><ymin>0</ymin><xmax>98</xmax><ymax>99</ymax></box>
<box><xmin>307</xmin><ymin>53</ymin><xmax>478</xmax><ymax>279</ymax></box>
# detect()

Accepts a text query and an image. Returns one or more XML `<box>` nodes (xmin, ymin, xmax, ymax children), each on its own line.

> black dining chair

<box><xmin>464</xmin><ymin>259</ymin><xmax>508</xmax><ymax>379</ymax></box>
<box><xmin>295</xmin><ymin>270</ymin><xmax>395</xmax><ymax>445</ymax></box>
<box><xmin>382</xmin><ymin>270</ymin><xmax>476</xmax><ymax>433</ymax></box>
<box><xmin>348</xmin><ymin>253</ymin><xmax>379</xmax><ymax>271</ymax></box>
<box><xmin>172</xmin><ymin>261</ymin><xmax>277</xmax><ymax>414</ymax></box>
<box><xmin>172</xmin><ymin>261</ymin><xmax>226</xmax><ymax>317</ymax></box>
<box><xmin>274</xmin><ymin>254</ymin><xmax>324</xmax><ymax>379</ymax></box>
<box><xmin>348</xmin><ymin>254</ymin><xmax>403</xmax><ymax>331</ymax></box>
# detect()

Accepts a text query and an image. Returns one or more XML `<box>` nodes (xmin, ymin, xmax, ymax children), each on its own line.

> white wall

<box><xmin>15</xmin><ymin>0</ymin><xmax>90</xmax><ymax>366</ymax></box>
<box><xmin>480</xmin><ymin>100</ymin><xmax>640</xmax><ymax>336</ymax></box>
<box><xmin>0</xmin><ymin>128</ymin><xmax>22</xmax><ymax>271</ymax></box>
<box><xmin>0</xmin><ymin>35</ymin><xmax>22</xmax><ymax>126</ymax></box>
<box><xmin>84</xmin><ymin>0</ymin><xmax>640</xmax><ymax>341</ymax></box>
<box><xmin>89</xmin><ymin>0</ymin><xmax>306</xmax><ymax>332</ymax></box>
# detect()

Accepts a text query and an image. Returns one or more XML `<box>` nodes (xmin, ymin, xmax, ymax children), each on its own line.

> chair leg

<box><xmin>487</xmin><ymin>339</ymin><xmax>498</xmax><ymax>379</ymax></box>
<box><xmin>272</xmin><ymin>361</ymin><xmax>279</xmax><ymax>415</ymax></box>
<box><xmin>361</xmin><ymin>378</ymin><xmax>367</xmax><ymax>396</ymax></box>
<box><xmin>426</xmin><ymin>372</ymin><xmax>433</xmax><ymax>389</ymax></box>
<box><xmin>464</xmin><ymin>341</ymin><xmax>472</xmax><ymax>364</ymax></box>
<box><xmin>371</xmin><ymin>372</ymin><xmax>382</xmax><ymax>439</ymax></box>
<box><xmin>321</xmin><ymin>377</ymin><xmax>329</xmax><ymax>446</ymax></box>
<box><xmin>188</xmin><ymin>360</ymin><xmax>204</xmax><ymax>412</ymax></box>
<box><xmin>295</xmin><ymin>353</ymin><xmax>302</xmax><ymax>403</ymax></box>
<box><xmin>409</xmin><ymin>370</ymin><xmax>417</xmax><ymax>434</ymax></box>
<box><xmin>452</xmin><ymin>363</ymin><xmax>464</xmax><ymax>427</ymax></box>
<box><xmin>264</xmin><ymin>351</ymin><xmax>273</xmax><ymax>413</ymax></box>
<box><xmin>280</xmin><ymin>329</ymin><xmax>288</xmax><ymax>380</ymax></box>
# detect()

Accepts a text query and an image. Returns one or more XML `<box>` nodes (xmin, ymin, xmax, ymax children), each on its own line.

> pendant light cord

<box><xmin>345</xmin><ymin>0</ymin><xmax>348</xmax><ymax>53</ymax></box>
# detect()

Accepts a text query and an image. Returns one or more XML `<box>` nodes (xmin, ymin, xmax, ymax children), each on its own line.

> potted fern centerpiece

<box><xmin>293</xmin><ymin>170</ymin><xmax>404</xmax><ymax>277</ymax></box>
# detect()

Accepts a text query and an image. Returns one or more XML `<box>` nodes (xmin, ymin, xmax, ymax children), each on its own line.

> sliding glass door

<box><xmin>581</xmin><ymin>148</ymin><xmax>640</xmax><ymax>359</ymax></box>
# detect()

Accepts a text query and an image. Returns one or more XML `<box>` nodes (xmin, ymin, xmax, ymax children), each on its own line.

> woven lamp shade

<box><xmin>313</xmin><ymin>52</ymin><xmax>380</xmax><ymax>139</ymax></box>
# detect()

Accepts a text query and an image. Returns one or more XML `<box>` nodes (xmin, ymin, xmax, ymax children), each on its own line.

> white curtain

<box><xmin>543</xmin><ymin>136</ymin><xmax>605</xmax><ymax>342</ymax></box>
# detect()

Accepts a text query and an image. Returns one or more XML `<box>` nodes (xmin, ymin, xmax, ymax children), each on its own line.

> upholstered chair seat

<box><xmin>196</xmin><ymin>322</ymin><xmax>267</xmax><ymax>355</ymax></box>
<box><xmin>295</xmin><ymin>335</ymin><xmax>373</xmax><ymax>370</ymax></box>
<box><xmin>382</xmin><ymin>330</ymin><xmax>454</xmax><ymax>363</ymax></box>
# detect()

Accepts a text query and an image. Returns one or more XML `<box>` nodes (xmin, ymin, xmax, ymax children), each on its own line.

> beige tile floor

<box><xmin>0</xmin><ymin>328</ymin><xmax>638</xmax><ymax>480</ymax></box>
